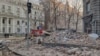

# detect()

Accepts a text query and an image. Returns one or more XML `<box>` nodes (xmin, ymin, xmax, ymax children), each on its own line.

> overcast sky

<box><xmin>23</xmin><ymin>0</ymin><xmax>82</xmax><ymax>6</ymax></box>
<box><xmin>23</xmin><ymin>0</ymin><xmax>82</xmax><ymax>11</ymax></box>
<box><xmin>23</xmin><ymin>0</ymin><xmax>40</xmax><ymax>4</ymax></box>
<box><xmin>24</xmin><ymin>0</ymin><xmax>75</xmax><ymax>5</ymax></box>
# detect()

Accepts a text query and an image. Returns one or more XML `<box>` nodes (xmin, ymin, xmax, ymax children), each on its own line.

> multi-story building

<box><xmin>83</xmin><ymin>0</ymin><xmax>100</xmax><ymax>34</ymax></box>
<box><xmin>31</xmin><ymin>3</ymin><xmax>45</xmax><ymax>30</ymax></box>
<box><xmin>0</xmin><ymin>0</ymin><xmax>44</xmax><ymax>36</ymax></box>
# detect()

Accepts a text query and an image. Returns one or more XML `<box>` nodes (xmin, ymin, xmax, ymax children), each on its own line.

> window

<box><xmin>3</xmin><ymin>27</ymin><xmax>5</xmax><ymax>33</ymax></box>
<box><xmin>2</xmin><ymin>19</ymin><xmax>5</xmax><ymax>24</ymax></box>
<box><xmin>34</xmin><ymin>22</ymin><xmax>36</xmax><ymax>26</ymax></box>
<box><xmin>25</xmin><ymin>22</ymin><xmax>27</xmax><ymax>25</ymax></box>
<box><xmin>9</xmin><ymin>27</ymin><xmax>11</xmax><ymax>33</ymax></box>
<box><xmin>34</xmin><ymin>17</ymin><xmax>36</xmax><ymax>19</ymax></box>
<box><xmin>25</xmin><ymin>28</ymin><xmax>27</xmax><ymax>33</ymax></box>
<box><xmin>35</xmin><ymin>11</ymin><xmax>36</xmax><ymax>15</ymax></box>
<box><xmin>17</xmin><ymin>28</ymin><xmax>20</xmax><ymax>32</ymax></box>
<box><xmin>86</xmin><ymin>2</ymin><xmax>90</xmax><ymax>13</ymax></box>
<box><xmin>17</xmin><ymin>21</ymin><xmax>20</xmax><ymax>25</ymax></box>
<box><xmin>2</xmin><ymin>17</ymin><xmax>6</xmax><ymax>24</ymax></box>
<box><xmin>17</xmin><ymin>8</ymin><xmax>20</xmax><ymax>16</ymax></box>
<box><xmin>95</xmin><ymin>21</ymin><xmax>100</xmax><ymax>34</ymax></box>
<box><xmin>2</xmin><ymin>5</ymin><xmax>5</xmax><ymax>12</ymax></box>
<box><xmin>9</xmin><ymin>19</ymin><xmax>11</xmax><ymax>24</ymax></box>
<box><xmin>2</xmin><ymin>5</ymin><xmax>5</xmax><ymax>9</ymax></box>
<box><xmin>8</xmin><ymin>6</ymin><xmax>11</xmax><ymax>12</ymax></box>
<box><xmin>22</xmin><ymin>20</ymin><xmax>24</xmax><ymax>23</ymax></box>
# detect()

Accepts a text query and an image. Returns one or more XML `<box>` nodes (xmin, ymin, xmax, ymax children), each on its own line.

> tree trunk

<box><xmin>54</xmin><ymin>4</ymin><xmax>57</xmax><ymax>30</ymax></box>
<box><xmin>76</xmin><ymin>14</ymin><xmax>79</xmax><ymax>32</ymax></box>
<box><xmin>67</xmin><ymin>16</ymin><xmax>71</xmax><ymax>30</ymax></box>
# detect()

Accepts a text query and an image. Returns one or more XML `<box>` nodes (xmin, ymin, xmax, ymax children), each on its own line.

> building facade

<box><xmin>83</xmin><ymin>0</ymin><xmax>100</xmax><ymax>34</ymax></box>
<box><xmin>0</xmin><ymin>0</ymin><xmax>44</xmax><ymax>36</ymax></box>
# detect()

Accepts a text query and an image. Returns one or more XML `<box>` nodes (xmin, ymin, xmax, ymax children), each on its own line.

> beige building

<box><xmin>0</xmin><ymin>0</ymin><xmax>44</xmax><ymax>36</ymax></box>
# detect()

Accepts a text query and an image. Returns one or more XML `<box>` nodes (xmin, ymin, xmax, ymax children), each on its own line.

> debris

<box><xmin>44</xmin><ymin>30</ymin><xmax>100</xmax><ymax>46</ymax></box>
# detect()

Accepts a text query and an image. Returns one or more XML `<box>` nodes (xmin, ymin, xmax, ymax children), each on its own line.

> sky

<box><xmin>62</xmin><ymin>0</ymin><xmax>83</xmax><ymax>12</ymax></box>
<box><xmin>24</xmin><ymin>0</ymin><xmax>79</xmax><ymax>5</ymax></box>
<box><xmin>23</xmin><ymin>0</ymin><xmax>82</xmax><ymax>6</ymax></box>
<box><xmin>23</xmin><ymin>0</ymin><xmax>83</xmax><ymax>11</ymax></box>
<box><xmin>23</xmin><ymin>0</ymin><xmax>40</xmax><ymax>4</ymax></box>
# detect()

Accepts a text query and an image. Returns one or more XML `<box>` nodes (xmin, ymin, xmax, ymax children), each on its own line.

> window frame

<box><xmin>86</xmin><ymin>1</ymin><xmax>91</xmax><ymax>13</ymax></box>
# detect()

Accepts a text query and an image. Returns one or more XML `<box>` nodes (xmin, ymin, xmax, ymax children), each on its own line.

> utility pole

<box><xmin>26</xmin><ymin>0</ymin><xmax>32</xmax><ymax>49</ymax></box>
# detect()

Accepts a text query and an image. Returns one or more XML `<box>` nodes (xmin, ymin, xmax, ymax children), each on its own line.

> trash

<box><xmin>88</xmin><ymin>33</ymin><xmax>99</xmax><ymax>40</ymax></box>
<box><xmin>63</xmin><ymin>37</ymin><xmax>68</xmax><ymax>42</ymax></box>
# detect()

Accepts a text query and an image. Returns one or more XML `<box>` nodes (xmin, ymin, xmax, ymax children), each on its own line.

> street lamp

<box><xmin>26</xmin><ymin>0</ymin><xmax>32</xmax><ymax>49</ymax></box>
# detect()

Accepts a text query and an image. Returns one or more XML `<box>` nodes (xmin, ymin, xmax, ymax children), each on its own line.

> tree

<box><xmin>64</xmin><ymin>0</ymin><xmax>74</xmax><ymax>30</ymax></box>
<box><xmin>50</xmin><ymin>0</ymin><xmax>61</xmax><ymax>30</ymax></box>
<box><xmin>40</xmin><ymin>0</ymin><xmax>51</xmax><ymax>30</ymax></box>
<box><xmin>72</xmin><ymin>0</ymin><xmax>82</xmax><ymax>32</ymax></box>
<box><xmin>40</xmin><ymin>0</ymin><xmax>61</xmax><ymax>30</ymax></box>
<box><xmin>64</xmin><ymin>0</ymin><xmax>82</xmax><ymax>32</ymax></box>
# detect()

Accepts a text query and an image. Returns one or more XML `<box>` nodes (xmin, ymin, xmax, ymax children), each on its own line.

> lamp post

<box><xmin>26</xmin><ymin>0</ymin><xmax>32</xmax><ymax>49</ymax></box>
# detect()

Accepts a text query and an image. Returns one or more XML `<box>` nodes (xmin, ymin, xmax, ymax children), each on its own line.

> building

<box><xmin>31</xmin><ymin>4</ymin><xmax>45</xmax><ymax>30</ymax></box>
<box><xmin>0</xmin><ymin>0</ymin><xmax>44</xmax><ymax>36</ymax></box>
<box><xmin>83</xmin><ymin>0</ymin><xmax>100</xmax><ymax>34</ymax></box>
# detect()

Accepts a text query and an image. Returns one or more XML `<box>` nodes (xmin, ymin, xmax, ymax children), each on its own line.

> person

<box><xmin>25</xmin><ymin>34</ymin><xmax>27</xmax><ymax>39</ymax></box>
<box><xmin>38</xmin><ymin>39</ymin><xmax>41</xmax><ymax>44</ymax></box>
<box><xmin>37</xmin><ymin>26</ymin><xmax>42</xmax><ymax>30</ymax></box>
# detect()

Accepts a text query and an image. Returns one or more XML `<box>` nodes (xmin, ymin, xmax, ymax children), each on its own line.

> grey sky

<box><xmin>23</xmin><ymin>0</ymin><xmax>40</xmax><ymax>4</ymax></box>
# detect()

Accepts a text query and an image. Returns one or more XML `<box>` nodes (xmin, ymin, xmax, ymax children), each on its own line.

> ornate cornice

<box><xmin>0</xmin><ymin>12</ymin><xmax>27</xmax><ymax>19</ymax></box>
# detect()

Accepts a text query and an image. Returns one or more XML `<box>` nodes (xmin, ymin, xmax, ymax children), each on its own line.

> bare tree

<box><xmin>64</xmin><ymin>0</ymin><xmax>68</xmax><ymax>29</ymax></box>
<box><xmin>40</xmin><ymin>0</ymin><xmax>62</xmax><ymax>30</ymax></box>
<box><xmin>51</xmin><ymin>0</ymin><xmax>62</xmax><ymax>30</ymax></box>
<box><xmin>64</xmin><ymin>0</ymin><xmax>74</xmax><ymax>30</ymax></box>
<box><xmin>72</xmin><ymin>0</ymin><xmax>82</xmax><ymax>32</ymax></box>
<box><xmin>40</xmin><ymin>0</ymin><xmax>51</xmax><ymax>30</ymax></box>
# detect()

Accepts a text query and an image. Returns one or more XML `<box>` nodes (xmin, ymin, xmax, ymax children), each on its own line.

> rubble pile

<box><xmin>4</xmin><ymin>30</ymin><xmax>100</xmax><ymax>56</ymax></box>
<box><xmin>7</xmin><ymin>34</ymin><xmax>100</xmax><ymax>56</ymax></box>
<box><xmin>44</xmin><ymin>30</ymin><xmax>100</xmax><ymax>46</ymax></box>
<box><xmin>9</xmin><ymin>41</ymin><xmax>100</xmax><ymax>56</ymax></box>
